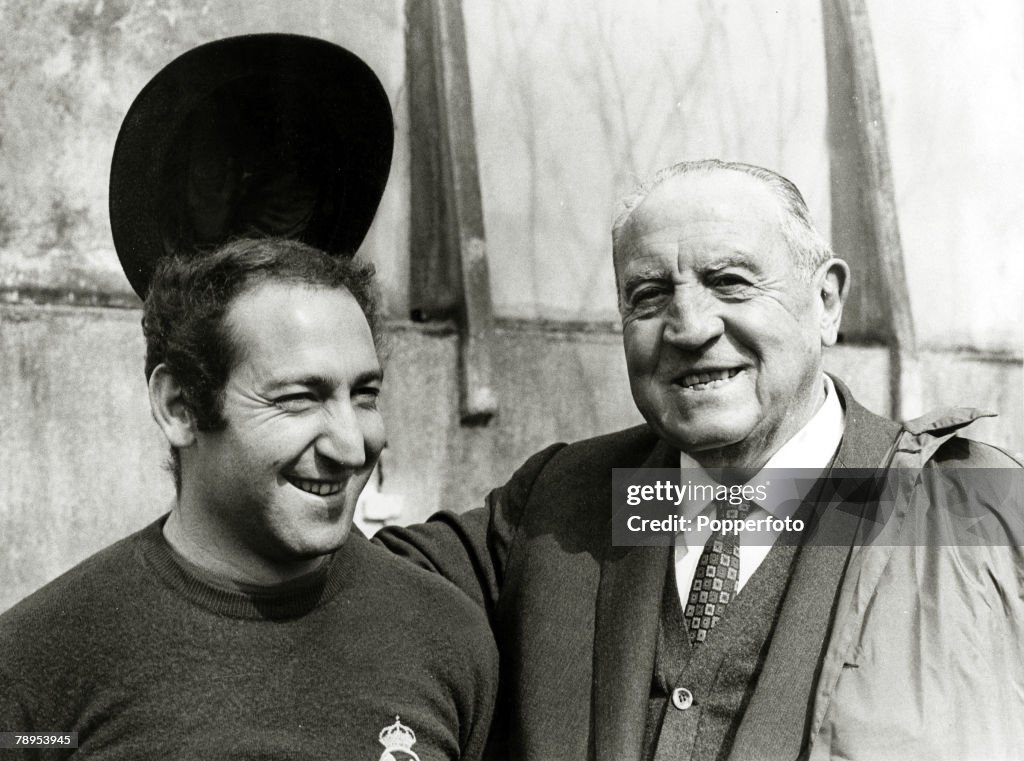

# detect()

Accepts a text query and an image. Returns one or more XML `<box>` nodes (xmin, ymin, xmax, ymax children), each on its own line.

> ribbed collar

<box><xmin>136</xmin><ymin>516</ymin><xmax>356</xmax><ymax>620</ymax></box>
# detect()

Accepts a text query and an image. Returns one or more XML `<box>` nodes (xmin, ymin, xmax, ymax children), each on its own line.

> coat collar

<box><xmin>828</xmin><ymin>375</ymin><xmax>901</xmax><ymax>469</ymax></box>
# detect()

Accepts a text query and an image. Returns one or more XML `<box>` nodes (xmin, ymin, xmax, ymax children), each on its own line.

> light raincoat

<box><xmin>808</xmin><ymin>409</ymin><xmax>1024</xmax><ymax>761</ymax></box>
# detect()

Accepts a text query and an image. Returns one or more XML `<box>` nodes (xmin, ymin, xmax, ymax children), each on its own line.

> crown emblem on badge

<box><xmin>378</xmin><ymin>716</ymin><xmax>420</xmax><ymax>761</ymax></box>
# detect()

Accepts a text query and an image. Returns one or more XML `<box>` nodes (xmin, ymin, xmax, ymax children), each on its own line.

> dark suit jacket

<box><xmin>377</xmin><ymin>379</ymin><xmax>1020</xmax><ymax>760</ymax></box>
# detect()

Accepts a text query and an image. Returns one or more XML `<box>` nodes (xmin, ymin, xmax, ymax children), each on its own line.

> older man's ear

<box><xmin>817</xmin><ymin>258</ymin><xmax>851</xmax><ymax>347</ymax></box>
<box><xmin>148</xmin><ymin>364</ymin><xmax>197</xmax><ymax>449</ymax></box>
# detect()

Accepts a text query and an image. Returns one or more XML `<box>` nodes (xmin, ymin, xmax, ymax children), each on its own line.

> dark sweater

<box><xmin>0</xmin><ymin>518</ymin><xmax>497</xmax><ymax>760</ymax></box>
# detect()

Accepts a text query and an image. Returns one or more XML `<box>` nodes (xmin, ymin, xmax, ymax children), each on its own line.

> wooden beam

<box><xmin>822</xmin><ymin>0</ymin><xmax>920</xmax><ymax>418</ymax></box>
<box><xmin>407</xmin><ymin>0</ymin><xmax>498</xmax><ymax>424</ymax></box>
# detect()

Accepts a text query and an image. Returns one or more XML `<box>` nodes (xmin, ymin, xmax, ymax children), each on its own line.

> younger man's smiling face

<box><xmin>182</xmin><ymin>281</ymin><xmax>385</xmax><ymax>571</ymax></box>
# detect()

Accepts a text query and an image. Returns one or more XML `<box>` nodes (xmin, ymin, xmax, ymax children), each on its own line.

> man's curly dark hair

<box><xmin>142</xmin><ymin>237</ymin><xmax>384</xmax><ymax>488</ymax></box>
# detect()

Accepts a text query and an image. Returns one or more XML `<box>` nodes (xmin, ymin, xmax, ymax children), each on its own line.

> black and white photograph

<box><xmin>1</xmin><ymin>1</ymin><xmax>1021</xmax><ymax>759</ymax></box>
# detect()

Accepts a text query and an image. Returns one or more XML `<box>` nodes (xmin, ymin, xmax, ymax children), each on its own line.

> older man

<box><xmin>0</xmin><ymin>239</ymin><xmax>496</xmax><ymax>759</ymax></box>
<box><xmin>379</xmin><ymin>160</ymin><xmax>1023</xmax><ymax>760</ymax></box>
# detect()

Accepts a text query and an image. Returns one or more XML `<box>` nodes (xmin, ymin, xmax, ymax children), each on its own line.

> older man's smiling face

<box><xmin>615</xmin><ymin>170</ymin><xmax>841</xmax><ymax>469</ymax></box>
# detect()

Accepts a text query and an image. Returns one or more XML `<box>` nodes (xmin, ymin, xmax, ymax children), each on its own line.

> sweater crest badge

<box><xmin>378</xmin><ymin>715</ymin><xmax>421</xmax><ymax>761</ymax></box>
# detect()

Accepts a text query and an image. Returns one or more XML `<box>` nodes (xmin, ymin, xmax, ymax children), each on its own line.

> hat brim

<box><xmin>110</xmin><ymin>33</ymin><xmax>394</xmax><ymax>297</ymax></box>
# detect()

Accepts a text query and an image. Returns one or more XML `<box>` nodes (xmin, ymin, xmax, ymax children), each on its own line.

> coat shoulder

<box><xmin>537</xmin><ymin>423</ymin><xmax>664</xmax><ymax>477</ymax></box>
<box><xmin>930</xmin><ymin>435</ymin><xmax>1023</xmax><ymax>468</ymax></box>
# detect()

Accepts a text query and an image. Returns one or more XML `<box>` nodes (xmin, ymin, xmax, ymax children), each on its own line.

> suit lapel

<box><xmin>593</xmin><ymin>439</ymin><xmax>676</xmax><ymax>761</ymax></box>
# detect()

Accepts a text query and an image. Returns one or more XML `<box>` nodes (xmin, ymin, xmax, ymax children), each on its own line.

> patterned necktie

<box><xmin>683</xmin><ymin>500</ymin><xmax>752</xmax><ymax>644</ymax></box>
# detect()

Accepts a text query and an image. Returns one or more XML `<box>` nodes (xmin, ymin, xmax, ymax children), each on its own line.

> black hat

<box><xmin>110</xmin><ymin>33</ymin><xmax>394</xmax><ymax>297</ymax></box>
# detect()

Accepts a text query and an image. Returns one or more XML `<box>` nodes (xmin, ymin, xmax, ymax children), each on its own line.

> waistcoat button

<box><xmin>671</xmin><ymin>687</ymin><xmax>693</xmax><ymax>710</ymax></box>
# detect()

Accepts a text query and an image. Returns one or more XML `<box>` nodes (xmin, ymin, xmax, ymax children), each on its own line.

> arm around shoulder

<box><xmin>373</xmin><ymin>442</ymin><xmax>567</xmax><ymax>615</ymax></box>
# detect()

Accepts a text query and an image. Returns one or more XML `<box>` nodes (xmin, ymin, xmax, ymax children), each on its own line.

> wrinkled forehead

<box><xmin>225</xmin><ymin>281</ymin><xmax>372</xmax><ymax>364</ymax></box>
<box><xmin>614</xmin><ymin>171</ymin><xmax>785</xmax><ymax>274</ymax></box>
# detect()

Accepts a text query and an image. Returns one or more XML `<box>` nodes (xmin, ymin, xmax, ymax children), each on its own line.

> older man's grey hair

<box><xmin>612</xmin><ymin>159</ymin><xmax>835</xmax><ymax>276</ymax></box>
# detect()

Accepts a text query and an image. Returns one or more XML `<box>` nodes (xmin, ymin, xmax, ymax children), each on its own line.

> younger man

<box><xmin>0</xmin><ymin>238</ymin><xmax>496</xmax><ymax>760</ymax></box>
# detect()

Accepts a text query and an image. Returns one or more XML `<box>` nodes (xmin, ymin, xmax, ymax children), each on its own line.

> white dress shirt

<box><xmin>674</xmin><ymin>375</ymin><xmax>845</xmax><ymax>609</ymax></box>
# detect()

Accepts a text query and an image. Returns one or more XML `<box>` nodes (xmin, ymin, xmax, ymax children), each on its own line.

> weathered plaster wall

<box><xmin>0</xmin><ymin>304</ymin><xmax>168</xmax><ymax>610</ymax></box>
<box><xmin>0</xmin><ymin>0</ymin><xmax>410</xmax><ymax>311</ymax></box>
